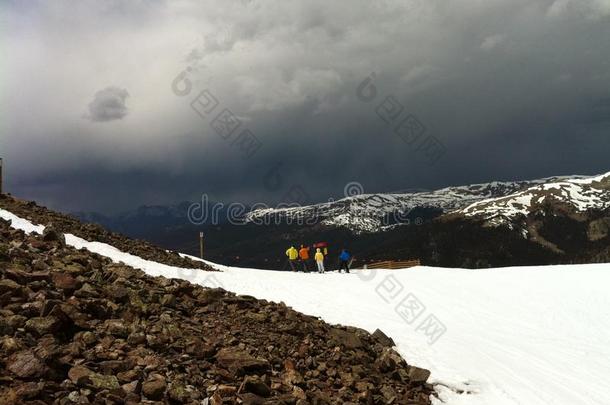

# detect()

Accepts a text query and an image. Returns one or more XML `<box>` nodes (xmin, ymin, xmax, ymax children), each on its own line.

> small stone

<box><xmin>15</xmin><ymin>382</ymin><xmax>44</xmax><ymax>399</ymax></box>
<box><xmin>239</xmin><ymin>393</ymin><xmax>266</xmax><ymax>405</ymax></box>
<box><xmin>168</xmin><ymin>383</ymin><xmax>188</xmax><ymax>402</ymax></box>
<box><xmin>74</xmin><ymin>283</ymin><xmax>98</xmax><ymax>298</ymax></box>
<box><xmin>380</xmin><ymin>385</ymin><xmax>397</xmax><ymax>402</ymax></box>
<box><xmin>0</xmin><ymin>318</ymin><xmax>13</xmax><ymax>336</ymax></box>
<box><xmin>105</xmin><ymin>285</ymin><xmax>129</xmax><ymax>301</ymax></box>
<box><xmin>283</xmin><ymin>359</ymin><xmax>304</xmax><ymax>387</ymax></box>
<box><xmin>242</xmin><ymin>376</ymin><xmax>271</xmax><ymax>397</ymax></box>
<box><xmin>329</xmin><ymin>327</ymin><xmax>363</xmax><ymax>349</ymax></box>
<box><xmin>142</xmin><ymin>374</ymin><xmax>166</xmax><ymax>400</ymax></box>
<box><xmin>25</xmin><ymin>316</ymin><xmax>60</xmax><ymax>337</ymax></box>
<box><xmin>372</xmin><ymin>328</ymin><xmax>396</xmax><ymax>347</ymax></box>
<box><xmin>52</xmin><ymin>272</ymin><xmax>79</xmax><ymax>291</ymax></box>
<box><xmin>68</xmin><ymin>365</ymin><xmax>94</xmax><ymax>385</ymax></box>
<box><xmin>89</xmin><ymin>373</ymin><xmax>121</xmax><ymax>390</ymax></box>
<box><xmin>160</xmin><ymin>294</ymin><xmax>176</xmax><ymax>307</ymax></box>
<box><xmin>127</xmin><ymin>332</ymin><xmax>146</xmax><ymax>345</ymax></box>
<box><xmin>215</xmin><ymin>348</ymin><xmax>270</xmax><ymax>374</ymax></box>
<box><xmin>0</xmin><ymin>278</ymin><xmax>21</xmax><ymax>294</ymax></box>
<box><xmin>81</xmin><ymin>331</ymin><xmax>97</xmax><ymax>346</ymax></box>
<box><xmin>67</xmin><ymin>391</ymin><xmax>80</xmax><ymax>402</ymax></box>
<box><xmin>1</xmin><ymin>336</ymin><xmax>21</xmax><ymax>353</ymax></box>
<box><xmin>117</xmin><ymin>369</ymin><xmax>140</xmax><ymax>384</ymax></box>
<box><xmin>7</xmin><ymin>350</ymin><xmax>45</xmax><ymax>378</ymax></box>
<box><xmin>6</xmin><ymin>315</ymin><xmax>27</xmax><ymax>329</ymax></box>
<box><xmin>42</xmin><ymin>225</ymin><xmax>65</xmax><ymax>244</ymax></box>
<box><xmin>408</xmin><ymin>366</ymin><xmax>431</xmax><ymax>383</ymax></box>
<box><xmin>292</xmin><ymin>386</ymin><xmax>307</xmax><ymax>400</ymax></box>
<box><xmin>104</xmin><ymin>319</ymin><xmax>129</xmax><ymax>337</ymax></box>
<box><xmin>122</xmin><ymin>380</ymin><xmax>141</xmax><ymax>395</ymax></box>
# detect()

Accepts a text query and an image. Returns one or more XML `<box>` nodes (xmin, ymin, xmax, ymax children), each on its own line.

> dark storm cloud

<box><xmin>86</xmin><ymin>87</ymin><xmax>129</xmax><ymax>122</ymax></box>
<box><xmin>2</xmin><ymin>0</ymin><xmax>610</xmax><ymax>213</ymax></box>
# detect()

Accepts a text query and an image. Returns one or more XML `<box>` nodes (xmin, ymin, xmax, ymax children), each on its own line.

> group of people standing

<box><xmin>285</xmin><ymin>242</ymin><xmax>352</xmax><ymax>273</ymax></box>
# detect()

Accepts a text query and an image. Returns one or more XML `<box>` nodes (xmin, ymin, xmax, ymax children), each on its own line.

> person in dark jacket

<box><xmin>338</xmin><ymin>248</ymin><xmax>352</xmax><ymax>273</ymax></box>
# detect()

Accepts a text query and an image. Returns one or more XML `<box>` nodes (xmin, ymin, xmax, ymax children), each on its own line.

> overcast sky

<box><xmin>2</xmin><ymin>0</ymin><xmax>610</xmax><ymax>213</ymax></box>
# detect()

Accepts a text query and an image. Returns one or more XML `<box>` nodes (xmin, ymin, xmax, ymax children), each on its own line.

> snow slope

<box><xmin>2</xmin><ymin>207</ymin><xmax>610</xmax><ymax>405</ymax></box>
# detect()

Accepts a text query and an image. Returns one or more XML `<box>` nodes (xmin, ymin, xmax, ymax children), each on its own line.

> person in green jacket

<box><xmin>285</xmin><ymin>245</ymin><xmax>299</xmax><ymax>272</ymax></box>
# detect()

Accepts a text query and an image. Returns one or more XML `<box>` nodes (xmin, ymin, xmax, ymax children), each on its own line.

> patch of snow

<box><xmin>0</xmin><ymin>209</ymin><xmax>45</xmax><ymax>234</ymax></box>
<box><xmin>65</xmin><ymin>233</ymin><xmax>202</xmax><ymax>278</ymax></box>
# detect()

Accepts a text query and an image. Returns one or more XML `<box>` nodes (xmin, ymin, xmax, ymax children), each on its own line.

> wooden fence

<box><xmin>364</xmin><ymin>259</ymin><xmax>421</xmax><ymax>270</ymax></box>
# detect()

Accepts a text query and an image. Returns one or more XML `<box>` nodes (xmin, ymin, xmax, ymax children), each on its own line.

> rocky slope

<box><xmin>0</xmin><ymin>213</ymin><xmax>434</xmax><ymax>404</ymax></box>
<box><xmin>0</xmin><ymin>194</ymin><xmax>212</xmax><ymax>271</ymax></box>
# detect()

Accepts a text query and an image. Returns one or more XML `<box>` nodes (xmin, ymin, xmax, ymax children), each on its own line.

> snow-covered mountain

<box><xmin>452</xmin><ymin>171</ymin><xmax>610</xmax><ymax>230</ymax></box>
<box><xmin>245</xmin><ymin>174</ymin><xmax>583</xmax><ymax>233</ymax></box>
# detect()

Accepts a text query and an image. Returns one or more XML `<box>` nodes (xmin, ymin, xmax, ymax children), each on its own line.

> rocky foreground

<box><xmin>0</xmin><ymin>213</ymin><xmax>434</xmax><ymax>404</ymax></box>
<box><xmin>0</xmin><ymin>194</ymin><xmax>213</xmax><ymax>271</ymax></box>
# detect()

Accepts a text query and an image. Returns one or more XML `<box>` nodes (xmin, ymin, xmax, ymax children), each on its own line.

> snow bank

<box><xmin>2</xmin><ymin>207</ymin><xmax>609</xmax><ymax>405</ymax></box>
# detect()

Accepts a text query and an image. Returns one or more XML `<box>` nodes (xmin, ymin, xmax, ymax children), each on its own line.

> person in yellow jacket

<box><xmin>314</xmin><ymin>248</ymin><xmax>325</xmax><ymax>273</ymax></box>
<box><xmin>285</xmin><ymin>245</ymin><xmax>299</xmax><ymax>271</ymax></box>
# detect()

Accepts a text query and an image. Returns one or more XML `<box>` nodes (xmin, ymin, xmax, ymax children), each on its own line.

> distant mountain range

<box><xmin>74</xmin><ymin>171</ymin><xmax>610</xmax><ymax>269</ymax></box>
<box><xmin>244</xmin><ymin>175</ymin><xmax>582</xmax><ymax>233</ymax></box>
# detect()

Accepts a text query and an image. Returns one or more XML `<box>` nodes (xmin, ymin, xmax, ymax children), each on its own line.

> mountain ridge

<box><xmin>245</xmin><ymin>173</ymin><xmax>597</xmax><ymax>233</ymax></box>
<box><xmin>68</xmin><ymin>171</ymin><xmax>610</xmax><ymax>269</ymax></box>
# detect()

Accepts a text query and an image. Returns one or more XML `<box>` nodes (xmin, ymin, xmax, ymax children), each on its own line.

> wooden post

<box><xmin>0</xmin><ymin>158</ymin><xmax>3</xmax><ymax>195</ymax></box>
<box><xmin>199</xmin><ymin>231</ymin><xmax>204</xmax><ymax>259</ymax></box>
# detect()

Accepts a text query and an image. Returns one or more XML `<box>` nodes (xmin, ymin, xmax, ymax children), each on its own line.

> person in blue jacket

<box><xmin>338</xmin><ymin>248</ymin><xmax>352</xmax><ymax>273</ymax></box>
